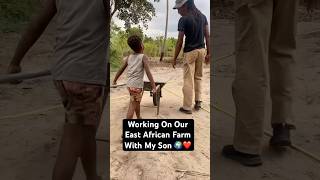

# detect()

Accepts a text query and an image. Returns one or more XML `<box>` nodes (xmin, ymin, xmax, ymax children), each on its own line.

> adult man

<box><xmin>222</xmin><ymin>0</ymin><xmax>298</xmax><ymax>166</ymax></box>
<box><xmin>172</xmin><ymin>0</ymin><xmax>210</xmax><ymax>114</ymax></box>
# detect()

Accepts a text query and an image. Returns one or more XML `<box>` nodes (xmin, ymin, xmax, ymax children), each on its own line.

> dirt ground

<box><xmin>0</xmin><ymin>24</ymin><xmax>108</xmax><ymax>179</ymax></box>
<box><xmin>0</xmin><ymin>23</ymin><xmax>210</xmax><ymax>179</ymax></box>
<box><xmin>1</xmin><ymin>11</ymin><xmax>320</xmax><ymax>180</ymax></box>
<box><xmin>213</xmin><ymin>19</ymin><xmax>320</xmax><ymax>179</ymax></box>
<box><xmin>109</xmin><ymin>62</ymin><xmax>210</xmax><ymax>179</ymax></box>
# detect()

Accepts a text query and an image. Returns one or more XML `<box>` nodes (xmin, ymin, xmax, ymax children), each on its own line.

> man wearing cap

<box><xmin>172</xmin><ymin>0</ymin><xmax>210</xmax><ymax>114</ymax></box>
<box><xmin>222</xmin><ymin>0</ymin><xmax>298</xmax><ymax>166</ymax></box>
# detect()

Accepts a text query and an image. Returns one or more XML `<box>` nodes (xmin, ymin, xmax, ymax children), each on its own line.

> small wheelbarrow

<box><xmin>143</xmin><ymin>80</ymin><xmax>166</xmax><ymax>115</ymax></box>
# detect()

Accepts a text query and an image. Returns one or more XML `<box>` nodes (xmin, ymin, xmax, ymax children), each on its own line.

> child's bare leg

<box><xmin>53</xmin><ymin>81</ymin><xmax>102</xmax><ymax>180</ymax></box>
<box><xmin>80</xmin><ymin>125</ymin><xmax>99</xmax><ymax>180</ymax></box>
<box><xmin>135</xmin><ymin>101</ymin><xmax>142</xmax><ymax>119</ymax></box>
<box><xmin>52</xmin><ymin>124</ymin><xmax>82</xmax><ymax>180</ymax></box>
<box><xmin>127</xmin><ymin>100</ymin><xmax>136</xmax><ymax>119</ymax></box>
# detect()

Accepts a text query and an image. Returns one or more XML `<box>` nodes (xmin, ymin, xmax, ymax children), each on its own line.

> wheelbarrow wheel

<box><xmin>153</xmin><ymin>93</ymin><xmax>161</xmax><ymax>106</ymax></box>
<box><xmin>153</xmin><ymin>95</ymin><xmax>158</xmax><ymax>106</ymax></box>
<box><xmin>153</xmin><ymin>85</ymin><xmax>161</xmax><ymax>106</ymax></box>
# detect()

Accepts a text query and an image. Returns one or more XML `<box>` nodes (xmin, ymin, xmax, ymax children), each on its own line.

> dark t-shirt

<box><xmin>52</xmin><ymin>0</ymin><xmax>108</xmax><ymax>85</ymax></box>
<box><xmin>178</xmin><ymin>13</ymin><xmax>208</xmax><ymax>53</ymax></box>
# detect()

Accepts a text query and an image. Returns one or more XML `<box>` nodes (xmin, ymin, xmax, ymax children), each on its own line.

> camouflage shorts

<box><xmin>127</xmin><ymin>87</ymin><xmax>144</xmax><ymax>102</ymax></box>
<box><xmin>54</xmin><ymin>80</ymin><xmax>105</xmax><ymax>126</ymax></box>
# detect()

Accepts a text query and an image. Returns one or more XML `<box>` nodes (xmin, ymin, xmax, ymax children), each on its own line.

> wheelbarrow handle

<box><xmin>0</xmin><ymin>70</ymin><xmax>51</xmax><ymax>83</ymax></box>
<box><xmin>110</xmin><ymin>83</ymin><xmax>126</xmax><ymax>88</ymax></box>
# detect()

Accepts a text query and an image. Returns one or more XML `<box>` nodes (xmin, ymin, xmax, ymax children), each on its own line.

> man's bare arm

<box><xmin>143</xmin><ymin>55</ymin><xmax>156</xmax><ymax>92</ymax></box>
<box><xmin>172</xmin><ymin>31</ymin><xmax>184</xmax><ymax>68</ymax></box>
<box><xmin>204</xmin><ymin>24</ymin><xmax>210</xmax><ymax>64</ymax></box>
<box><xmin>8</xmin><ymin>0</ymin><xmax>57</xmax><ymax>70</ymax></box>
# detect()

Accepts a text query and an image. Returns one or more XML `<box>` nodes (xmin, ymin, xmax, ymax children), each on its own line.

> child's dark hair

<box><xmin>127</xmin><ymin>35</ymin><xmax>142</xmax><ymax>53</ymax></box>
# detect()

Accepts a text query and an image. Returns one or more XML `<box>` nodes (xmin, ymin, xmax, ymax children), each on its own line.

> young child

<box><xmin>113</xmin><ymin>35</ymin><xmax>156</xmax><ymax>119</ymax></box>
<box><xmin>7</xmin><ymin>0</ymin><xmax>108</xmax><ymax>179</ymax></box>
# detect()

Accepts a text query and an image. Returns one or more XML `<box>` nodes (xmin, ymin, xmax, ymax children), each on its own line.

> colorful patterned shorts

<box><xmin>127</xmin><ymin>87</ymin><xmax>143</xmax><ymax>102</ymax></box>
<box><xmin>54</xmin><ymin>80</ymin><xmax>105</xmax><ymax>126</ymax></box>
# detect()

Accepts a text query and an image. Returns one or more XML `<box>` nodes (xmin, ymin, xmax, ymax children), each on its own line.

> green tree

<box><xmin>110</xmin><ymin>0</ymin><xmax>160</xmax><ymax>29</ymax></box>
<box><xmin>126</xmin><ymin>27</ymin><xmax>144</xmax><ymax>39</ymax></box>
<box><xmin>109</xmin><ymin>0</ymin><xmax>160</xmax><ymax>70</ymax></box>
<box><xmin>110</xmin><ymin>22</ymin><xmax>130</xmax><ymax>70</ymax></box>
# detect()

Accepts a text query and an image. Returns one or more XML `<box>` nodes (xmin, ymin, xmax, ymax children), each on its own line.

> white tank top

<box><xmin>127</xmin><ymin>53</ymin><xmax>145</xmax><ymax>88</ymax></box>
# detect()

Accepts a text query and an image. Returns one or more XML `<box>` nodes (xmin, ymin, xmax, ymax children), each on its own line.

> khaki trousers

<box><xmin>182</xmin><ymin>48</ymin><xmax>206</xmax><ymax>110</ymax></box>
<box><xmin>232</xmin><ymin>0</ymin><xmax>298</xmax><ymax>154</ymax></box>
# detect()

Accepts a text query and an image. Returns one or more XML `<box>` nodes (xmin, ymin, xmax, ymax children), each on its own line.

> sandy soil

<box><xmin>213</xmin><ymin>19</ymin><xmax>320</xmax><ymax>179</ymax></box>
<box><xmin>110</xmin><ymin>62</ymin><xmax>211</xmax><ymax>179</ymax></box>
<box><xmin>2</xmin><ymin>13</ymin><xmax>320</xmax><ymax>180</ymax></box>
<box><xmin>0</xmin><ymin>23</ymin><xmax>210</xmax><ymax>179</ymax></box>
<box><xmin>0</xmin><ymin>25</ymin><xmax>108</xmax><ymax>179</ymax></box>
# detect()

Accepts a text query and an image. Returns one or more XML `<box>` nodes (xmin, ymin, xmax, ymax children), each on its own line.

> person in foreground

<box><xmin>222</xmin><ymin>0</ymin><xmax>298</xmax><ymax>167</ymax></box>
<box><xmin>7</xmin><ymin>0</ymin><xmax>108</xmax><ymax>179</ymax></box>
<box><xmin>113</xmin><ymin>35</ymin><xmax>156</xmax><ymax>119</ymax></box>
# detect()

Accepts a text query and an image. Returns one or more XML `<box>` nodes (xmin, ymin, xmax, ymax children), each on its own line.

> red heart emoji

<box><xmin>183</xmin><ymin>141</ymin><xmax>192</xmax><ymax>150</ymax></box>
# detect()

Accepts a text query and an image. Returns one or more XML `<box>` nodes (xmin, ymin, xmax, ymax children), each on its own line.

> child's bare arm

<box><xmin>113</xmin><ymin>58</ymin><xmax>128</xmax><ymax>85</ymax></box>
<box><xmin>143</xmin><ymin>55</ymin><xmax>156</xmax><ymax>93</ymax></box>
<box><xmin>8</xmin><ymin>0</ymin><xmax>57</xmax><ymax>73</ymax></box>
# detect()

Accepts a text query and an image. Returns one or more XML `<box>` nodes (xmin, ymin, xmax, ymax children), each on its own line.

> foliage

<box><xmin>126</xmin><ymin>27</ymin><xmax>144</xmax><ymax>39</ymax></box>
<box><xmin>110</xmin><ymin>23</ymin><xmax>177</xmax><ymax>71</ymax></box>
<box><xmin>110</xmin><ymin>0</ymin><xmax>164</xmax><ymax>70</ymax></box>
<box><xmin>111</xmin><ymin>0</ymin><xmax>160</xmax><ymax>29</ymax></box>
<box><xmin>0</xmin><ymin>0</ymin><xmax>40</xmax><ymax>32</ymax></box>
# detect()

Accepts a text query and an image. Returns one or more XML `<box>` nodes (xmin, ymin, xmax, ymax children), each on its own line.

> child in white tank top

<box><xmin>113</xmin><ymin>35</ymin><xmax>156</xmax><ymax>119</ymax></box>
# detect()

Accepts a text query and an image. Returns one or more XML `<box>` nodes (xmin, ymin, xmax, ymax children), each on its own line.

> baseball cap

<box><xmin>173</xmin><ymin>0</ymin><xmax>188</xmax><ymax>9</ymax></box>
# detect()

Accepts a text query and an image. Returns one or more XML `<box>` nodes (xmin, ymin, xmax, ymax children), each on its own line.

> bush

<box><xmin>0</xmin><ymin>0</ymin><xmax>40</xmax><ymax>32</ymax></box>
<box><xmin>110</xmin><ymin>24</ymin><xmax>178</xmax><ymax>71</ymax></box>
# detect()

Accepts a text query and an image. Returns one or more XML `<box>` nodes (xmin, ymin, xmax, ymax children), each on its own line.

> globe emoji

<box><xmin>174</xmin><ymin>141</ymin><xmax>183</xmax><ymax>150</ymax></box>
